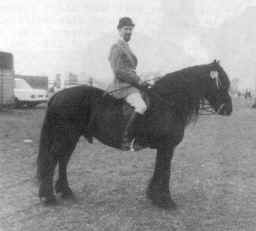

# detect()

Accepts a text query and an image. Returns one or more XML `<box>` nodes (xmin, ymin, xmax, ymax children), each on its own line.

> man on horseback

<box><xmin>107</xmin><ymin>17</ymin><xmax>147</xmax><ymax>151</ymax></box>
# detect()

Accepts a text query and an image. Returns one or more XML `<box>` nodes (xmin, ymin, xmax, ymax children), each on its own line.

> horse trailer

<box><xmin>0</xmin><ymin>51</ymin><xmax>15</xmax><ymax>107</ymax></box>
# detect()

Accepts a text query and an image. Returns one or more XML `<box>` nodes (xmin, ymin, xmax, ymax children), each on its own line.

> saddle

<box><xmin>85</xmin><ymin>91</ymin><xmax>150</xmax><ymax>148</ymax></box>
<box><xmin>102</xmin><ymin>89</ymin><xmax>150</xmax><ymax>117</ymax></box>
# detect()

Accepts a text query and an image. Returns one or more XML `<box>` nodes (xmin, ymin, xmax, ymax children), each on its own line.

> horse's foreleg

<box><xmin>147</xmin><ymin>144</ymin><xmax>176</xmax><ymax>209</ymax></box>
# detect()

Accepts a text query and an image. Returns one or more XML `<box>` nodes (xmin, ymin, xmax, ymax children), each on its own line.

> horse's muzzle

<box><xmin>217</xmin><ymin>102</ymin><xmax>232</xmax><ymax>116</ymax></box>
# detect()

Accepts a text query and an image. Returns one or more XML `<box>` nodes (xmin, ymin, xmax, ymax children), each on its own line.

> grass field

<box><xmin>0</xmin><ymin>97</ymin><xmax>256</xmax><ymax>231</ymax></box>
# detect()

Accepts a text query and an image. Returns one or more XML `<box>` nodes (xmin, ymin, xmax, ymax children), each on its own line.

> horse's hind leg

<box><xmin>55</xmin><ymin>146</ymin><xmax>77</xmax><ymax>198</ymax></box>
<box><xmin>38</xmin><ymin>149</ymin><xmax>58</xmax><ymax>204</ymax></box>
<box><xmin>55</xmin><ymin>129</ymin><xmax>80</xmax><ymax>199</ymax></box>
<box><xmin>38</xmin><ymin>130</ymin><xmax>69</xmax><ymax>203</ymax></box>
<box><xmin>38</xmin><ymin>128</ymin><xmax>79</xmax><ymax>203</ymax></box>
<box><xmin>37</xmin><ymin>114</ymin><xmax>58</xmax><ymax>204</ymax></box>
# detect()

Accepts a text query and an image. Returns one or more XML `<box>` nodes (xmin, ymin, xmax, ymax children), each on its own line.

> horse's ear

<box><xmin>213</xmin><ymin>59</ymin><xmax>220</xmax><ymax>64</ymax></box>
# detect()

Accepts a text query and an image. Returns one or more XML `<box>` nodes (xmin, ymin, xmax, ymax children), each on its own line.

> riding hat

<box><xmin>117</xmin><ymin>17</ymin><xmax>135</xmax><ymax>29</ymax></box>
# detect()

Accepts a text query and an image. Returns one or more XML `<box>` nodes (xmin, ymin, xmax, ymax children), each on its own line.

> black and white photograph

<box><xmin>0</xmin><ymin>0</ymin><xmax>256</xmax><ymax>230</ymax></box>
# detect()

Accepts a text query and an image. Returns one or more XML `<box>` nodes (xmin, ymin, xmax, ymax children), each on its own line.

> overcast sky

<box><xmin>0</xmin><ymin>0</ymin><xmax>256</xmax><ymax>88</ymax></box>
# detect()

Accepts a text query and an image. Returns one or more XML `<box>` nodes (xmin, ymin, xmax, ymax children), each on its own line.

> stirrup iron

<box><xmin>130</xmin><ymin>138</ymin><xmax>136</xmax><ymax>152</ymax></box>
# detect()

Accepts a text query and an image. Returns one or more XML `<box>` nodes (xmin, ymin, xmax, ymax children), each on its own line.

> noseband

<box><xmin>199</xmin><ymin>101</ymin><xmax>226</xmax><ymax>116</ymax></box>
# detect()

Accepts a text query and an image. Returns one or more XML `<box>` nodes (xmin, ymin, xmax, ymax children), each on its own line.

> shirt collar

<box><xmin>118</xmin><ymin>36</ymin><xmax>129</xmax><ymax>47</ymax></box>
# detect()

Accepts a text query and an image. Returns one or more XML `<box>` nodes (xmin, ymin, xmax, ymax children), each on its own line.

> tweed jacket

<box><xmin>107</xmin><ymin>39</ymin><xmax>141</xmax><ymax>99</ymax></box>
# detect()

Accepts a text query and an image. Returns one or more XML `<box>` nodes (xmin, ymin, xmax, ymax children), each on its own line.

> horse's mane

<box><xmin>152</xmin><ymin>63</ymin><xmax>215</xmax><ymax>124</ymax></box>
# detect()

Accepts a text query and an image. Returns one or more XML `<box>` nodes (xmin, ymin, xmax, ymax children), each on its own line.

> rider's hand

<box><xmin>140</xmin><ymin>81</ymin><xmax>152</xmax><ymax>89</ymax></box>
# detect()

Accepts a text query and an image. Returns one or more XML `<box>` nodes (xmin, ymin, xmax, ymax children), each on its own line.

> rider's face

<box><xmin>119</xmin><ymin>26</ymin><xmax>134</xmax><ymax>42</ymax></box>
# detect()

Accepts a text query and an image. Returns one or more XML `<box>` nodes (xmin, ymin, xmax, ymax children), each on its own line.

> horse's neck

<box><xmin>152</xmin><ymin>68</ymin><xmax>208</xmax><ymax>123</ymax></box>
<box><xmin>156</xmin><ymin>71</ymin><xmax>206</xmax><ymax>102</ymax></box>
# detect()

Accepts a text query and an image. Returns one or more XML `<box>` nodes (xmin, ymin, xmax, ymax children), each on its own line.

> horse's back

<box><xmin>49</xmin><ymin>85</ymin><xmax>103</xmax><ymax>107</ymax></box>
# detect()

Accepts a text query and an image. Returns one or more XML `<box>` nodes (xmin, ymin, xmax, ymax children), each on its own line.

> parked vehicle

<box><xmin>14</xmin><ymin>78</ymin><xmax>48</xmax><ymax>108</ymax></box>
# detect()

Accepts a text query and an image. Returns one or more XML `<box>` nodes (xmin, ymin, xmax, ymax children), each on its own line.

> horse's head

<box><xmin>204</xmin><ymin>60</ymin><xmax>232</xmax><ymax>116</ymax></box>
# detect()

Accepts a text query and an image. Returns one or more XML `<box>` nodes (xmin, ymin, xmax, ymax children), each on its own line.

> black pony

<box><xmin>37</xmin><ymin>60</ymin><xmax>232</xmax><ymax>209</ymax></box>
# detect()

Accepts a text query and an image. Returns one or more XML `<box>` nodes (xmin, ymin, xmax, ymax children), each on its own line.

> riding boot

<box><xmin>121</xmin><ymin>110</ymin><xmax>137</xmax><ymax>150</ymax></box>
<box><xmin>121</xmin><ymin>110</ymin><xmax>145</xmax><ymax>151</ymax></box>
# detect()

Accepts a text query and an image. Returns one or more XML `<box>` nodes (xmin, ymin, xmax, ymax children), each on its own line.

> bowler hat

<box><xmin>117</xmin><ymin>17</ymin><xmax>135</xmax><ymax>29</ymax></box>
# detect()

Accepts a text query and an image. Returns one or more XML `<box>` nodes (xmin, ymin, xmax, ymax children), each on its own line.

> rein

<box><xmin>105</xmin><ymin>85</ymin><xmax>131</xmax><ymax>95</ymax></box>
<box><xmin>106</xmin><ymin>82</ymin><xmax>175</xmax><ymax>111</ymax></box>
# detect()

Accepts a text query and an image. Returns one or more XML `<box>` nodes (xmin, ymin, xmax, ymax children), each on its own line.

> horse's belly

<box><xmin>92</xmin><ymin>111</ymin><xmax>123</xmax><ymax>148</ymax></box>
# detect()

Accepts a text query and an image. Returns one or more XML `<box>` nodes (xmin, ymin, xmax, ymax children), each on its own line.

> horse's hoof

<box><xmin>61</xmin><ymin>189</ymin><xmax>74</xmax><ymax>199</ymax></box>
<box><xmin>159</xmin><ymin>198</ymin><xmax>177</xmax><ymax>210</ymax></box>
<box><xmin>151</xmin><ymin>197</ymin><xmax>177</xmax><ymax>210</ymax></box>
<box><xmin>63</xmin><ymin>193</ymin><xmax>78</xmax><ymax>203</ymax></box>
<box><xmin>146</xmin><ymin>189</ymin><xmax>176</xmax><ymax>209</ymax></box>
<box><xmin>55</xmin><ymin>183</ymin><xmax>74</xmax><ymax>199</ymax></box>
<box><xmin>40</xmin><ymin>196</ymin><xmax>57</xmax><ymax>205</ymax></box>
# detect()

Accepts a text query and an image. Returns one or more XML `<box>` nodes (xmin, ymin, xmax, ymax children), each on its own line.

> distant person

<box><xmin>49</xmin><ymin>75</ymin><xmax>62</xmax><ymax>95</ymax></box>
<box><xmin>245</xmin><ymin>89</ymin><xmax>251</xmax><ymax>99</ymax></box>
<box><xmin>252</xmin><ymin>97</ymin><xmax>256</xmax><ymax>108</ymax></box>
<box><xmin>107</xmin><ymin>17</ymin><xmax>147</xmax><ymax>150</ymax></box>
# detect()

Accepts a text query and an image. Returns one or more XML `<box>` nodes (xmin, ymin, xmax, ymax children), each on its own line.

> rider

<box><xmin>107</xmin><ymin>17</ymin><xmax>147</xmax><ymax>150</ymax></box>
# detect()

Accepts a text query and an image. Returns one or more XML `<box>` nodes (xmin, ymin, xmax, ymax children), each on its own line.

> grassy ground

<box><xmin>0</xmin><ymin>98</ymin><xmax>256</xmax><ymax>231</ymax></box>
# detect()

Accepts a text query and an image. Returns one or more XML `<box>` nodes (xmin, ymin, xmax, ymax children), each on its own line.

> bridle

<box><xmin>200</xmin><ymin>69</ymin><xmax>228</xmax><ymax>116</ymax></box>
